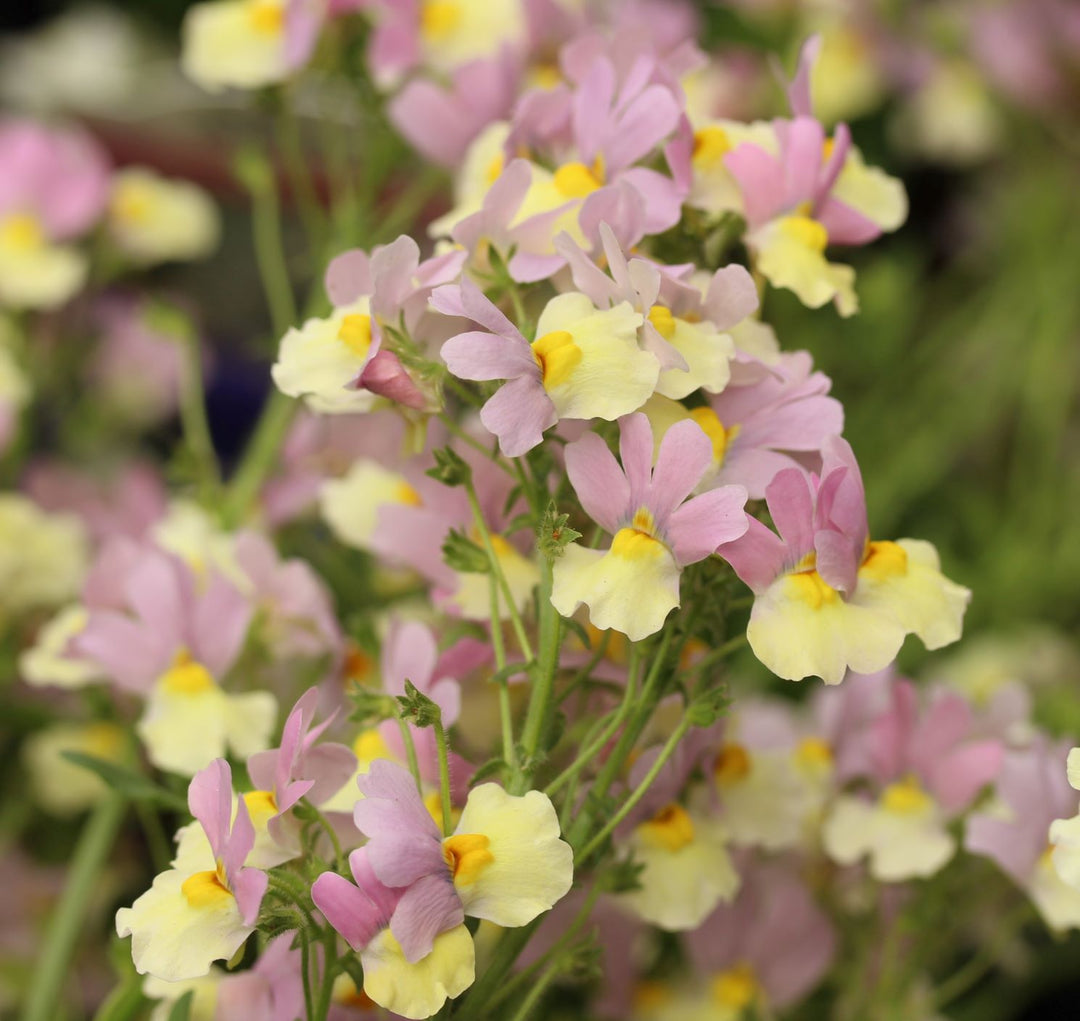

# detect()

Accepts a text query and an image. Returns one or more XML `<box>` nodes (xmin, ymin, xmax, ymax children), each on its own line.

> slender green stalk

<box><xmin>506</xmin><ymin>957</ymin><xmax>561</xmax><ymax>1021</ymax></box>
<box><xmin>464</xmin><ymin>479</ymin><xmax>534</xmax><ymax>661</ymax></box>
<box><xmin>432</xmin><ymin>716</ymin><xmax>454</xmax><ymax>838</ymax></box>
<box><xmin>276</xmin><ymin>103</ymin><xmax>327</xmax><ymax>256</ymax></box>
<box><xmin>396</xmin><ymin>716</ymin><xmax>423</xmax><ymax>791</ymax></box>
<box><xmin>576</xmin><ymin>713</ymin><xmax>691</xmax><ymax>864</ymax></box>
<box><xmin>221</xmin><ymin>391</ymin><xmax>298</xmax><ymax>528</ymax></box>
<box><xmin>312</xmin><ymin>929</ymin><xmax>339</xmax><ymax>1021</ymax></box>
<box><xmin>21</xmin><ymin>793</ymin><xmax>127</xmax><ymax>1021</ymax></box>
<box><xmin>134</xmin><ymin>799</ymin><xmax>172</xmax><ymax>874</ymax></box>
<box><xmin>486</xmin><ymin>882</ymin><xmax>602</xmax><ymax>1012</ymax></box>
<box><xmin>239</xmin><ymin>150</ymin><xmax>297</xmax><ymax>337</ymax></box>
<box><xmin>176</xmin><ymin>328</ymin><xmax>220</xmax><ymax>500</ymax></box>
<box><xmin>516</xmin><ymin>555</ymin><xmax>560</xmax><ymax>790</ymax></box>
<box><xmin>306</xmin><ymin>802</ymin><xmax>345</xmax><ymax>871</ymax></box>
<box><xmin>300</xmin><ymin>930</ymin><xmax>315</xmax><ymax>1021</ymax></box>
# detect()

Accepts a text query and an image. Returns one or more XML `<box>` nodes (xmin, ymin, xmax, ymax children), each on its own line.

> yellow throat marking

<box><xmin>860</xmin><ymin>540</ymin><xmax>908</xmax><ymax>581</ymax></box>
<box><xmin>692</xmin><ymin>125</ymin><xmax>733</xmax><ymax>169</ymax></box>
<box><xmin>715</xmin><ymin>743</ymin><xmax>752</xmax><ymax>786</ymax></box>
<box><xmin>553</xmin><ymin>156</ymin><xmax>605</xmax><ymax>199</ymax></box>
<box><xmin>337</xmin><ymin>313</ymin><xmax>373</xmax><ymax>358</ymax></box>
<box><xmin>443</xmin><ymin>832</ymin><xmax>494</xmax><ymax>885</ymax></box>
<box><xmin>181</xmin><ymin>860</ymin><xmax>232</xmax><ymax>908</ymax></box>
<box><xmin>786</xmin><ymin>569</ymin><xmax>840</xmax><ymax>610</ymax></box>
<box><xmin>247</xmin><ymin>0</ymin><xmax>284</xmax><ymax>35</ymax></box>
<box><xmin>881</xmin><ymin>775</ymin><xmax>933</xmax><ymax>816</ymax></box>
<box><xmin>610</xmin><ymin>507</ymin><xmax>667</xmax><ymax>562</ymax></box>
<box><xmin>688</xmin><ymin>407</ymin><xmax>740</xmax><ymax>466</ymax></box>
<box><xmin>160</xmin><ymin>649</ymin><xmax>217</xmax><ymax>696</ymax></box>
<box><xmin>0</xmin><ymin>212</ymin><xmax>45</xmax><ymax>252</ymax></box>
<box><xmin>779</xmin><ymin>214</ymin><xmax>828</xmax><ymax>254</ymax></box>
<box><xmin>421</xmin><ymin>0</ymin><xmax>461</xmax><ymax>41</ymax></box>
<box><xmin>638</xmin><ymin>802</ymin><xmax>696</xmax><ymax>853</ymax></box>
<box><xmin>532</xmin><ymin>329</ymin><xmax>582</xmax><ymax>390</ymax></box>
<box><xmin>712</xmin><ymin>963</ymin><xmax>760</xmax><ymax>1010</ymax></box>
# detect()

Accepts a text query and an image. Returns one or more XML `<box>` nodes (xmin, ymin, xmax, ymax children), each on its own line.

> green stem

<box><xmin>312</xmin><ymin>929</ymin><xmax>338</xmax><ymax>1021</ymax></box>
<box><xmin>276</xmin><ymin>102</ymin><xmax>327</xmax><ymax>257</ymax></box>
<box><xmin>516</xmin><ymin>555</ymin><xmax>560</xmax><ymax>791</ymax></box>
<box><xmin>396</xmin><ymin>716</ymin><xmax>423</xmax><ymax>792</ymax></box>
<box><xmin>464</xmin><ymin>479</ymin><xmax>534</xmax><ymax>661</ymax></box>
<box><xmin>576</xmin><ymin>713</ymin><xmax>691</xmax><ymax>864</ymax></box>
<box><xmin>221</xmin><ymin>390</ymin><xmax>298</xmax><ymax>528</ymax></box>
<box><xmin>506</xmin><ymin>957</ymin><xmax>561</xmax><ymax>1021</ymax></box>
<box><xmin>433</xmin><ymin>715</ymin><xmax>454</xmax><ymax>838</ymax></box>
<box><xmin>134</xmin><ymin>800</ymin><xmax>172</xmax><ymax>874</ymax></box>
<box><xmin>455</xmin><ymin>922</ymin><xmax>539</xmax><ymax>1018</ymax></box>
<box><xmin>486</xmin><ymin>882</ymin><xmax>602</xmax><ymax>1012</ymax></box>
<box><xmin>20</xmin><ymin>793</ymin><xmax>126</xmax><ymax>1021</ymax></box>
<box><xmin>306</xmin><ymin>801</ymin><xmax>345</xmax><ymax>871</ymax></box>
<box><xmin>300</xmin><ymin>930</ymin><xmax>315</xmax><ymax>1021</ymax></box>
<box><xmin>239</xmin><ymin>150</ymin><xmax>297</xmax><ymax>337</ymax></box>
<box><xmin>177</xmin><ymin>328</ymin><xmax>220</xmax><ymax>500</ymax></box>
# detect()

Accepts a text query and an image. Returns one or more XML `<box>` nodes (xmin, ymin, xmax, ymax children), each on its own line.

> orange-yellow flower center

<box><xmin>0</xmin><ymin>212</ymin><xmax>45</xmax><ymax>252</ymax></box>
<box><xmin>531</xmin><ymin>329</ymin><xmax>582</xmax><ymax>389</ymax></box>
<box><xmin>442</xmin><ymin>832</ymin><xmax>494</xmax><ymax>885</ymax></box>
<box><xmin>688</xmin><ymin>407</ymin><xmax>740</xmax><ymax>467</ymax></box>
<box><xmin>715</xmin><ymin>743</ymin><xmax>752</xmax><ymax>785</ymax></box>
<box><xmin>181</xmin><ymin>860</ymin><xmax>232</xmax><ymax>908</ymax></box>
<box><xmin>779</xmin><ymin>214</ymin><xmax>829</xmax><ymax>254</ymax></box>
<box><xmin>160</xmin><ymin>649</ymin><xmax>217</xmax><ymax>696</ymax></box>
<box><xmin>553</xmin><ymin>156</ymin><xmax>605</xmax><ymax>199</ymax></box>
<box><xmin>647</xmin><ymin>305</ymin><xmax>677</xmax><ymax>340</ymax></box>
<box><xmin>711</xmin><ymin>962</ymin><xmax>761</xmax><ymax>1010</ymax></box>
<box><xmin>247</xmin><ymin>0</ymin><xmax>284</xmax><ymax>34</ymax></box>
<box><xmin>337</xmin><ymin>313</ymin><xmax>373</xmax><ymax>358</ymax></box>
<box><xmin>692</xmin><ymin>126</ymin><xmax>733</xmax><ymax>169</ymax></box>
<box><xmin>785</xmin><ymin>569</ymin><xmax>840</xmax><ymax>610</ymax></box>
<box><xmin>795</xmin><ymin>736</ymin><xmax>834</xmax><ymax>772</ymax></box>
<box><xmin>421</xmin><ymin>0</ymin><xmax>461</xmax><ymax>41</ymax></box>
<box><xmin>860</xmin><ymin>540</ymin><xmax>909</xmax><ymax>581</ymax></box>
<box><xmin>881</xmin><ymin>775</ymin><xmax>933</xmax><ymax>815</ymax></box>
<box><xmin>637</xmin><ymin>802</ymin><xmax>696</xmax><ymax>852</ymax></box>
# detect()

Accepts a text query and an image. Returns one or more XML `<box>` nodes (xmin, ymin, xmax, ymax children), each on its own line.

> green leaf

<box><xmin>396</xmin><ymin>679</ymin><xmax>443</xmax><ymax>728</ymax></box>
<box><xmin>686</xmin><ymin>686</ymin><xmax>732</xmax><ymax>728</ymax></box>
<box><xmin>442</xmin><ymin>529</ymin><xmax>489</xmax><ymax>574</ymax></box>
<box><xmin>426</xmin><ymin>446</ymin><xmax>472</xmax><ymax>487</ymax></box>
<box><xmin>537</xmin><ymin>501</ymin><xmax>582</xmax><ymax>560</ymax></box>
<box><xmin>60</xmin><ymin>752</ymin><xmax>187</xmax><ymax>811</ymax></box>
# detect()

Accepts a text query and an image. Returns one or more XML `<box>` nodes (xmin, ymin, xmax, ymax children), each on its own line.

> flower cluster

<box><xmin>5</xmin><ymin>2</ymin><xmax>1080</xmax><ymax>1021</ymax></box>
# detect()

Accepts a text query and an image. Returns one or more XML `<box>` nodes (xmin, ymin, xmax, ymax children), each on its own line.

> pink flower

<box><xmin>720</xmin><ymin>438</ymin><xmax>970</xmax><ymax>683</ymax></box>
<box><xmin>551</xmin><ymin>413</ymin><xmax>748</xmax><ymax>640</ymax></box>
<box><xmin>684</xmin><ymin>860</ymin><xmax>836</xmax><ymax>1011</ymax></box>
<box><xmin>0</xmin><ymin>118</ymin><xmax>110</xmax><ymax>241</ymax></box>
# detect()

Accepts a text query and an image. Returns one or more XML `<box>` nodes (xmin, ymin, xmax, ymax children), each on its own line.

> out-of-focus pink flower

<box><xmin>0</xmin><ymin>118</ymin><xmax>110</xmax><ymax>240</ymax></box>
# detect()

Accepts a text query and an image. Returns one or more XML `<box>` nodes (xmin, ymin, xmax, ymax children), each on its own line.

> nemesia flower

<box><xmin>967</xmin><ymin>738</ymin><xmax>1080</xmax><ymax>930</ymax></box>
<box><xmin>116</xmin><ymin>759</ymin><xmax>268</xmax><ymax>980</ymax></box>
<box><xmin>822</xmin><ymin>678</ymin><xmax>1002</xmax><ymax>881</ymax></box>
<box><xmin>677</xmin><ymin>861</ymin><xmax>836</xmax><ymax>1019</ymax></box>
<box><xmin>18</xmin><ymin>604</ymin><xmax>103</xmax><ymax>689</ymax></box>
<box><xmin>181</xmin><ymin>0</ymin><xmax>323</xmax><ymax>92</ymax></box>
<box><xmin>107</xmin><ymin>167</ymin><xmax>220</xmax><ymax>265</ymax></box>
<box><xmin>22</xmin><ymin>720</ymin><xmax>126</xmax><ymax>815</ymax></box>
<box><xmin>615</xmin><ymin>729</ymin><xmax>740</xmax><ymax>930</ymax></box>
<box><xmin>0</xmin><ymin>118</ymin><xmax>110</xmax><ymax>309</ymax></box>
<box><xmin>274</xmin><ymin>235</ymin><xmax>464</xmax><ymax>413</ymax></box>
<box><xmin>74</xmin><ymin>543</ymin><xmax>276</xmax><ymax>775</ymax></box>
<box><xmin>557</xmin><ymin>223</ymin><xmax>757</xmax><ymax>399</ymax></box>
<box><xmin>0</xmin><ymin>494</ymin><xmax>89</xmax><ymax>613</ymax></box>
<box><xmin>552</xmin><ymin>413</ymin><xmax>748</xmax><ymax>641</ymax></box>
<box><xmin>143</xmin><ymin>931</ymin><xmax>304</xmax><ymax>1021</ymax></box>
<box><xmin>720</xmin><ymin>437</ymin><xmax>971</xmax><ymax>684</ymax></box>
<box><xmin>722</xmin><ymin>39</ymin><xmax>907</xmax><ymax>316</ymax></box>
<box><xmin>437</xmin><ymin>279</ymin><xmax>655</xmax><ymax>456</ymax></box>
<box><xmin>314</xmin><ymin>759</ymin><xmax>572</xmax><ymax>1016</ymax></box>
<box><xmin>313</xmin><ymin>847</ymin><xmax>475</xmax><ymax>1019</ymax></box>
<box><xmin>642</xmin><ymin>348</ymin><xmax>844</xmax><ymax>499</ymax></box>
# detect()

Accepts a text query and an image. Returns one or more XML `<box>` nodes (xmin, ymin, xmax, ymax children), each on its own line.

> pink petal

<box><xmin>479</xmin><ymin>375</ymin><xmax>557</xmax><ymax>457</ymax></box>
<box><xmin>667</xmin><ymin>484</ymin><xmax>749</xmax><ymax>565</ymax></box>
<box><xmin>441</xmin><ymin>331</ymin><xmax>536</xmax><ymax>382</ymax></box>
<box><xmin>565</xmin><ymin>432</ymin><xmax>630</xmax><ymax>534</ymax></box>
<box><xmin>619</xmin><ymin>413</ymin><xmax>655</xmax><ymax>511</ymax></box>
<box><xmin>189</xmin><ymin>758</ymin><xmax>233</xmax><ymax>860</ymax></box>
<box><xmin>764</xmin><ymin>468</ymin><xmax>815</xmax><ymax>556</ymax></box>
<box><xmin>324</xmin><ymin>249</ymin><xmax>372</xmax><ymax>306</ymax></box>
<box><xmin>704</xmin><ymin>265</ymin><xmax>759</xmax><ymax>330</ymax></box>
<box><xmin>390</xmin><ymin>873</ymin><xmax>464</xmax><ymax>963</ymax></box>
<box><xmin>649</xmin><ymin>418</ymin><xmax>714</xmax><ymax>524</ymax></box>
<box><xmin>724</xmin><ymin>143</ymin><xmax>785</xmax><ymax>228</ymax></box>
<box><xmin>714</xmin><ymin>514</ymin><xmax>785</xmax><ymax>592</ymax></box>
